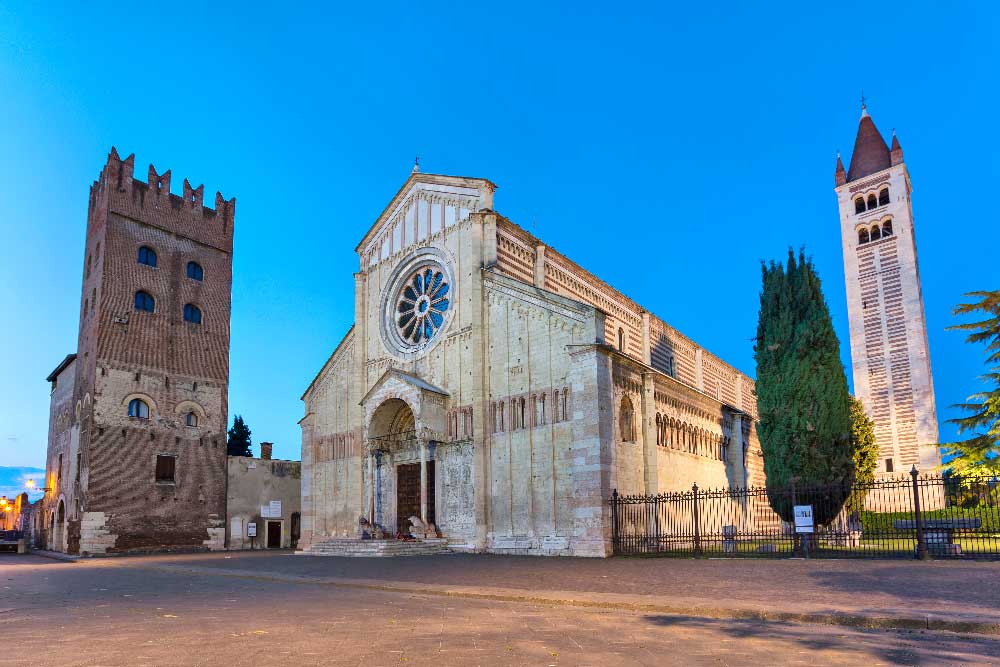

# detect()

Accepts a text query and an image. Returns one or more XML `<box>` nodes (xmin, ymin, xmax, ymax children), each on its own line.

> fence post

<box><xmin>790</xmin><ymin>477</ymin><xmax>800</xmax><ymax>557</ymax></box>
<box><xmin>911</xmin><ymin>466</ymin><xmax>929</xmax><ymax>560</ymax></box>
<box><xmin>692</xmin><ymin>483</ymin><xmax>702</xmax><ymax>558</ymax></box>
<box><xmin>611</xmin><ymin>489</ymin><xmax>619</xmax><ymax>555</ymax></box>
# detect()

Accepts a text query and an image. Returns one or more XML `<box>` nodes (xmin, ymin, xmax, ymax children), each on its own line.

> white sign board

<box><xmin>247</xmin><ymin>522</ymin><xmax>257</xmax><ymax>537</ymax></box>
<box><xmin>230</xmin><ymin>518</ymin><xmax>242</xmax><ymax>538</ymax></box>
<box><xmin>793</xmin><ymin>505</ymin><xmax>814</xmax><ymax>534</ymax></box>
<box><xmin>269</xmin><ymin>500</ymin><xmax>281</xmax><ymax>518</ymax></box>
<box><xmin>260</xmin><ymin>504</ymin><xmax>270</xmax><ymax>518</ymax></box>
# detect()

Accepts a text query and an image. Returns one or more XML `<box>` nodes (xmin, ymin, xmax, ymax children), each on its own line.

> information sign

<box><xmin>793</xmin><ymin>505</ymin><xmax>814</xmax><ymax>534</ymax></box>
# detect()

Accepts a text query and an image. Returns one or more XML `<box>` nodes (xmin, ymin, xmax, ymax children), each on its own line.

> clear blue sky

<box><xmin>1</xmin><ymin>2</ymin><xmax>997</xmax><ymax>467</ymax></box>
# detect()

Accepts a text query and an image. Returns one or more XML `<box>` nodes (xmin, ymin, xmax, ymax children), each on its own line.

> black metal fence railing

<box><xmin>610</xmin><ymin>469</ymin><xmax>1000</xmax><ymax>559</ymax></box>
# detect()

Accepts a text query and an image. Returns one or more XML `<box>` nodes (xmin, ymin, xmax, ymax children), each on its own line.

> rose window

<box><xmin>395</xmin><ymin>266</ymin><xmax>450</xmax><ymax>345</ymax></box>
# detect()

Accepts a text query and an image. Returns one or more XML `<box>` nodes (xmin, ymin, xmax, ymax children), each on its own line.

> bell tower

<box><xmin>834</xmin><ymin>104</ymin><xmax>940</xmax><ymax>475</ymax></box>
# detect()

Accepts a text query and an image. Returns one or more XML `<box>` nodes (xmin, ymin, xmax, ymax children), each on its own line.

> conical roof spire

<box><xmin>846</xmin><ymin>105</ymin><xmax>891</xmax><ymax>182</ymax></box>
<box><xmin>835</xmin><ymin>152</ymin><xmax>847</xmax><ymax>186</ymax></box>
<box><xmin>890</xmin><ymin>130</ymin><xmax>904</xmax><ymax>166</ymax></box>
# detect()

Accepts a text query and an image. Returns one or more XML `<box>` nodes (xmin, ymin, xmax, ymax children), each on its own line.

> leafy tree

<box><xmin>754</xmin><ymin>249</ymin><xmax>854</xmax><ymax>525</ymax></box>
<box><xmin>227</xmin><ymin>415</ymin><xmax>252</xmax><ymax>457</ymax></box>
<box><xmin>845</xmin><ymin>396</ymin><xmax>879</xmax><ymax>514</ymax></box>
<box><xmin>942</xmin><ymin>291</ymin><xmax>1000</xmax><ymax>477</ymax></box>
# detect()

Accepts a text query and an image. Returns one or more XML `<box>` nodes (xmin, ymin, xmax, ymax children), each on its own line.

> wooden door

<box><xmin>396</xmin><ymin>462</ymin><xmax>435</xmax><ymax>536</ymax></box>
<box><xmin>266</xmin><ymin>520</ymin><xmax>282</xmax><ymax>548</ymax></box>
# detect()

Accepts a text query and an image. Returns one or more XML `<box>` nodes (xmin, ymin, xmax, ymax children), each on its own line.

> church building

<box><xmin>299</xmin><ymin>168</ymin><xmax>762</xmax><ymax>557</ymax></box>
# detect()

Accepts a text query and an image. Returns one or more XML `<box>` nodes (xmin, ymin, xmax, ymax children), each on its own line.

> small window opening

<box><xmin>137</xmin><ymin>246</ymin><xmax>157</xmax><ymax>267</ymax></box>
<box><xmin>878</xmin><ymin>188</ymin><xmax>890</xmax><ymax>206</ymax></box>
<box><xmin>183</xmin><ymin>304</ymin><xmax>202</xmax><ymax>324</ymax></box>
<box><xmin>135</xmin><ymin>291</ymin><xmax>155</xmax><ymax>312</ymax></box>
<box><xmin>155</xmin><ymin>455</ymin><xmax>176</xmax><ymax>483</ymax></box>
<box><xmin>185</xmin><ymin>412</ymin><xmax>198</xmax><ymax>427</ymax></box>
<box><xmin>867</xmin><ymin>194</ymin><xmax>877</xmax><ymax>210</ymax></box>
<box><xmin>882</xmin><ymin>220</ymin><xmax>893</xmax><ymax>236</ymax></box>
<box><xmin>870</xmin><ymin>225</ymin><xmax>881</xmax><ymax>241</ymax></box>
<box><xmin>885</xmin><ymin>458</ymin><xmax>895</xmax><ymax>473</ymax></box>
<box><xmin>128</xmin><ymin>398</ymin><xmax>150</xmax><ymax>419</ymax></box>
<box><xmin>858</xmin><ymin>228</ymin><xmax>869</xmax><ymax>245</ymax></box>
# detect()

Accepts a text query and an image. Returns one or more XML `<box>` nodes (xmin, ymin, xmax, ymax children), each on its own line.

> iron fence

<box><xmin>610</xmin><ymin>469</ymin><xmax>1000</xmax><ymax>559</ymax></box>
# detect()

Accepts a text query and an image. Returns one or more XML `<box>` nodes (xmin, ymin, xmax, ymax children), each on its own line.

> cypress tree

<box><xmin>227</xmin><ymin>415</ymin><xmax>253</xmax><ymax>457</ymax></box>
<box><xmin>754</xmin><ymin>249</ymin><xmax>855</xmax><ymax>525</ymax></box>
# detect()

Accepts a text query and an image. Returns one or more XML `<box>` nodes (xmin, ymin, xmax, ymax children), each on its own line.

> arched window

<box><xmin>518</xmin><ymin>397</ymin><xmax>526</xmax><ymax>430</ymax></box>
<box><xmin>128</xmin><ymin>398</ymin><xmax>149</xmax><ymax>419</ymax></box>
<box><xmin>619</xmin><ymin>396</ymin><xmax>635</xmax><ymax>442</ymax></box>
<box><xmin>870</xmin><ymin>224</ymin><xmax>881</xmax><ymax>241</ymax></box>
<box><xmin>854</xmin><ymin>197</ymin><xmax>865</xmax><ymax>215</ymax></box>
<box><xmin>881</xmin><ymin>219</ymin><xmax>893</xmax><ymax>236</ymax></box>
<box><xmin>186</xmin><ymin>261</ymin><xmax>204</xmax><ymax>281</ymax></box>
<box><xmin>138</xmin><ymin>246</ymin><xmax>157</xmax><ymax>267</ymax></box>
<box><xmin>878</xmin><ymin>188</ymin><xmax>890</xmax><ymax>206</ymax></box>
<box><xmin>185</xmin><ymin>411</ymin><xmax>198</xmax><ymax>427</ymax></box>
<box><xmin>618</xmin><ymin>328</ymin><xmax>625</xmax><ymax>352</ymax></box>
<box><xmin>134</xmin><ymin>291</ymin><xmax>155</xmax><ymax>312</ymax></box>
<box><xmin>867</xmin><ymin>194</ymin><xmax>877</xmax><ymax>210</ymax></box>
<box><xmin>858</xmin><ymin>228</ymin><xmax>869</xmax><ymax>245</ymax></box>
<box><xmin>183</xmin><ymin>304</ymin><xmax>202</xmax><ymax>324</ymax></box>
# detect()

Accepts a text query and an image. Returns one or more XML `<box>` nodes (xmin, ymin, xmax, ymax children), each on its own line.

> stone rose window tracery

<box><xmin>396</xmin><ymin>266</ymin><xmax>450</xmax><ymax>344</ymax></box>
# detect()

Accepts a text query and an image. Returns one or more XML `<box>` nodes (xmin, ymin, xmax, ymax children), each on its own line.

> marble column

<box><xmin>419</xmin><ymin>440</ymin><xmax>428</xmax><ymax>524</ymax></box>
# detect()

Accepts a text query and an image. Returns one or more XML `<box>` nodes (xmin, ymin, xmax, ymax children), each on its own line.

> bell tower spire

<box><xmin>833</xmin><ymin>108</ymin><xmax>940</xmax><ymax>478</ymax></box>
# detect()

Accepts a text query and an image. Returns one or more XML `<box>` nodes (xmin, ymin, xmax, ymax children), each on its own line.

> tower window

<box><xmin>884</xmin><ymin>458</ymin><xmax>894</xmax><ymax>473</ymax></box>
<box><xmin>185</xmin><ymin>412</ymin><xmax>198</xmax><ymax>427</ymax></box>
<box><xmin>128</xmin><ymin>398</ymin><xmax>150</xmax><ymax>419</ymax></box>
<box><xmin>882</xmin><ymin>220</ymin><xmax>893</xmax><ymax>236</ymax></box>
<box><xmin>183</xmin><ymin>304</ymin><xmax>202</xmax><ymax>324</ymax></box>
<box><xmin>138</xmin><ymin>246</ymin><xmax>157</xmax><ymax>267</ymax></box>
<box><xmin>854</xmin><ymin>197</ymin><xmax>865</xmax><ymax>215</ymax></box>
<box><xmin>867</xmin><ymin>194</ymin><xmax>877</xmax><ymax>210</ymax></box>
<box><xmin>870</xmin><ymin>224</ymin><xmax>881</xmax><ymax>241</ymax></box>
<box><xmin>618</xmin><ymin>327</ymin><xmax>625</xmax><ymax>352</ymax></box>
<box><xmin>186</xmin><ymin>261</ymin><xmax>204</xmax><ymax>281</ymax></box>
<box><xmin>878</xmin><ymin>188</ymin><xmax>890</xmax><ymax>206</ymax></box>
<box><xmin>155</xmin><ymin>454</ymin><xmax>176</xmax><ymax>483</ymax></box>
<box><xmin>858</xmin><ymin>228</ymin><xmax>869</xmax><ymax>245</ymax></box>
<box><xmin>134</xmin><ymin>291</ymin><xmax>155</xmax><ymax>312</ymax></box>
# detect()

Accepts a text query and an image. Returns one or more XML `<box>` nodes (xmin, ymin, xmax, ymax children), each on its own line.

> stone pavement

<box><xmin>111</xmin><ymin>550</ymin><xmax>1000</xmax><ymax>634</ymax></box>
<box><xmin>4</xmin><ymin>553</ymin><xmax>1000</xmax><ymax>666</ymax></box>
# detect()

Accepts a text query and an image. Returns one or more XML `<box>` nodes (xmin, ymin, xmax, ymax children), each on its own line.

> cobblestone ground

<box><xmin>3</xmin><ymin>553</ymin><xmax>1000</xmax><ymax>666</ymax></box>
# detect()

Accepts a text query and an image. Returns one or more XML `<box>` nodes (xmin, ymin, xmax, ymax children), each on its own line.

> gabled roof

<box><xmin>360</xmin><ymin>367</ymin><xmax>449</xmax><ymax>406</ymax></box>
<box><xmin>45</xmin><ymin>353</ymin><xmax>77</xmax><ymax>382</ymax></box>
<box><xmin>354</xmin><ymin>172</ymin><xmax>496</xmax><ymax>253</ymax></box>
<box><xmin>300</xmin><ymin>325</ymin><xmax>355</xmax><ymax>400</ymax></box>
<box><xmin>846</xmin><ymin>107</ymin><xmax>892</xmax><ymax>182</ymax></box>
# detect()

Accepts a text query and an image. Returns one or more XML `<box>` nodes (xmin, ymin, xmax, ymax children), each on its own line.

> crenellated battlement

<box><xmin>90</xmin><ymin>147</ymin><xmax>235</xmax><ymax>252</ymax></box>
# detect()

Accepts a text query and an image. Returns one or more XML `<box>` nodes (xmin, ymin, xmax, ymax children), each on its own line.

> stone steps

<box><xmin>297</xmin><ymin>538</ymin><xmax>453</xmax><ymax>557</ymax></box>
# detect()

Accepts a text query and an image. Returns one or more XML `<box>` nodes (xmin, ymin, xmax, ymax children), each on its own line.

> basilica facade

<box><xmin>299</xmin><ymin>170</ymin><xmax>762</xmax><ymax>557</ymax></box>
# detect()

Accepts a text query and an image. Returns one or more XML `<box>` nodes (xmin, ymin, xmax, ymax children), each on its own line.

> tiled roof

<box><xmin>846</xmin><ymin>110</ymin><xmax>891</xmax><ymax>182</ymax></box>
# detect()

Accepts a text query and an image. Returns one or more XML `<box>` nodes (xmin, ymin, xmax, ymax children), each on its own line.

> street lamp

<box><xmin>25</xmin><ymin>479</ymin><xmax>51</xmax><ymax>493</ymax></box>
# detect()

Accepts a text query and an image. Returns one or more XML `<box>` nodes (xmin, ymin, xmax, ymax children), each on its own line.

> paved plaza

<box><xmin>3</xmin><ymin>552</ymin><xmax>1000</xmax><ymax>666</ymax></box>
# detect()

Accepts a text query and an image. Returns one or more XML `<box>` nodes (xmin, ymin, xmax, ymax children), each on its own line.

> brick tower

<box><xmin>42</xmin><ymin>148</ymin><xmax>235</xmax><ymax>554</ymax></box>
<box><xmin>834</xmin><ymin>106</ymin><xmax>939</xmax><ymax>476</ymax></box>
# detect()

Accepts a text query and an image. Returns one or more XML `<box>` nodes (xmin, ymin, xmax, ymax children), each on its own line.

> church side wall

<box><xmin>300</xmin><ymin>331</ymin><xmax>363</xmax><ymax>544</ymax></box>
<box><xmin>483</xmin><ymin>273</ymin><xmax>602</xmax><ymax>554</ymax></box>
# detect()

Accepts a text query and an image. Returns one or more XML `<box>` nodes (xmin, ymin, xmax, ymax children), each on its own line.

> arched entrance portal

<box><xmin>53</xmin><ymin>499</ymin><xmax>66</xmax><ymax>552</ymax></box>
<box><xmin>367</xmin><ymin>399</ymin><xmax>436</xmax><ymax>537</ymax></box>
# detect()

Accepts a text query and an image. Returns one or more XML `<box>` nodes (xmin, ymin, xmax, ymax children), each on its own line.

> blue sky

<box><xmin>1</xmin><ymin>2</ymin><xmax>997</xmax><ymax>467</ymax></box>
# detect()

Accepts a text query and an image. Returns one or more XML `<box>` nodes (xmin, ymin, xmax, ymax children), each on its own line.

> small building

<box><xmin>226</xmin><ymin>443</ymin><xmax>301</xmax><ymax>549</ymax></box>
